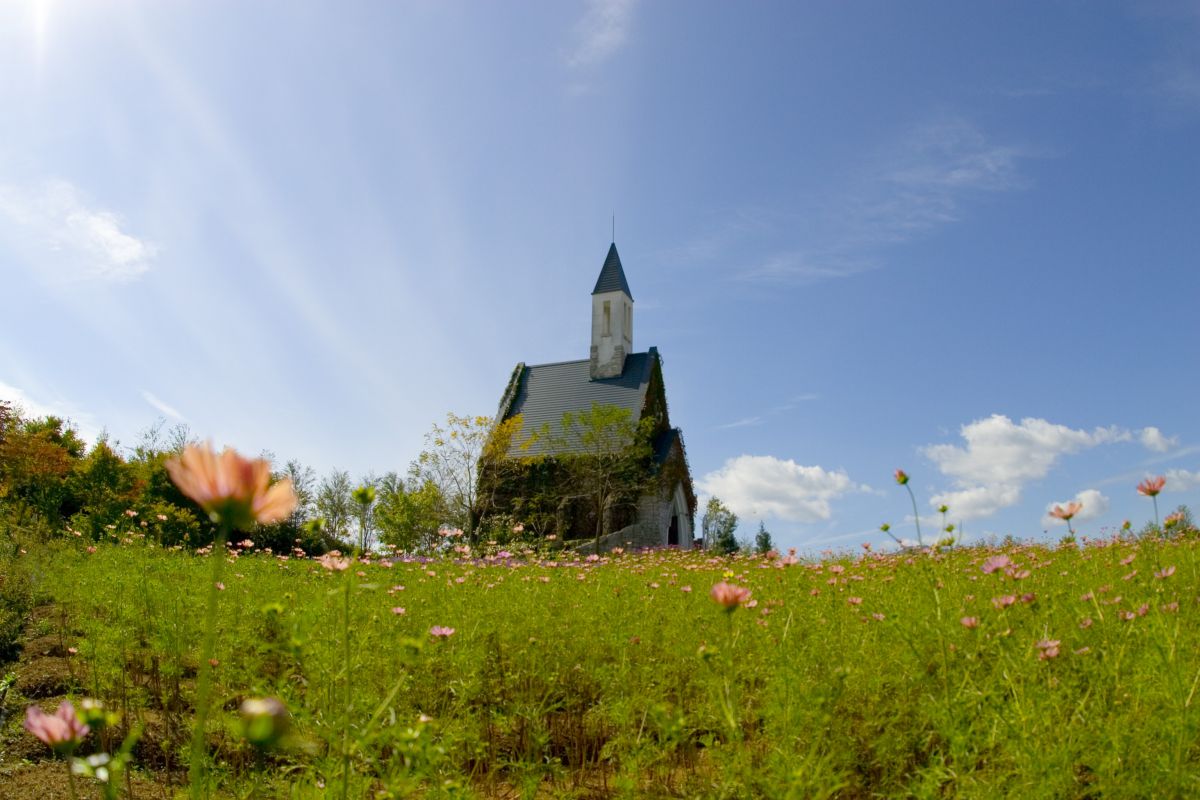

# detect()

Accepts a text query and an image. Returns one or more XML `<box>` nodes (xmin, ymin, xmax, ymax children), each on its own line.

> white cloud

<box><xmin>925</xmin><ymin>414</ymin><xmax>1131</xmax><ymax>521</ymax></box>
<box><xmin>568</xmin><ymin>0</ymin><xmax>637</xmax><ymax>68</ymax></box>
<box><xmin>1139</xmin><ymin>426</ymin><xmax>1178</xmax><ymax>453</ymax></box>
<box><xmin>930</xmin><ymin>483</ymin><xmax>1021</xmax><ymax>522</ymax></box>
<box><xmin>1042</xmin><ymin>489</ymin><xmax>1110</xmax><ymax>527</ymax></box>
<box><xmin>1165</xmin><ymin>469</ymin><xmax>1200</xmax><ymax>493</ymax></box>
<box><xmin>698</xmin><ymin>455</ymin><xmax>867</xmax><ymax>523</ymax></box>
<box><xmin>141</xmin><ymin>390</ymin><xmax>185</xmax><ymax>422</ymax></box>
<box><xmin>0</xmin><ymin>178</ymin><xmax>157</xmax><ymax>281</ymax></box>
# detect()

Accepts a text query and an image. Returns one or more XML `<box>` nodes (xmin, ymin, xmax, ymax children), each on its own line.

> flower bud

<box><xmin>239</xmin><ymin>697</ymin><xmax>290</xmax><ymax>749</ymax></box>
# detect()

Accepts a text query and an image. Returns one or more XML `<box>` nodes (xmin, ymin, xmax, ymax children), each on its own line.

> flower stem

<box><xmin>341</xmin><ymin>556</ymin><xmax>355</xmax><ymax>800</ymax></box>
<box><xmin>905</xmin><ymin>485</ymin><xmax>923</xmax><ymax>547</ymax></box>
<box><xmin>189</xmin><ymin>522</ymin><xmax>230</xmax><ymax>799</ymax></box>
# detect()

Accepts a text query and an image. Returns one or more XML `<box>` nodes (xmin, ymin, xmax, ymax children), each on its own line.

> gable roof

<box><xmin>592</xmin><ymin>243</ymin><xmax>633</xmax><ymax>299</ymax></box>
<box><xmin>500</xmin><ymin>349</ymin><xmax>657</xmax><ymax>457</ymax></box>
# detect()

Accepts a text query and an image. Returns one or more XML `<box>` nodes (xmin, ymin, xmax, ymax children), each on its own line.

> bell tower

<box><xmin>589</xmin><ymin>243</ymin><xmax>633</xmax><ymax>380</ymax></box>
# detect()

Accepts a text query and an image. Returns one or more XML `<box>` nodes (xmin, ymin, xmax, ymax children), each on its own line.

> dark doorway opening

<box><xmin>668</xmin><ymin>514</ymin><xmax>680</xmax><ymax>546</ymax></box>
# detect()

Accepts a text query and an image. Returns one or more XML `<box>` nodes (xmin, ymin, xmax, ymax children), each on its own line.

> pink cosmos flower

<box><xmin>709</xmin><ymin>581</ymin><xmax>752</xmax><ymax>610</ymax></box>
<box><xmin>1137</xmin><ymin>476</ymin><xmax>1166</xmax><ymax>497</ymax></box>
<box><xmin>1155</xmin><ymin>566</ymin><xmax>1176</xmax><ymax>579</ymax></box>
<box><xmin>391</xmin><ymin>607</ymin><xmax>406</xmax><ymax>615</ymax></box>
<box><xmin>1049</xmin><ymin>502</ymin><xmax>1082</xmax><ymax>522</ymax></box>
<box><xmin>847</xmin><ymin>596</ymin><xmax>863</xmax><ymax>606</ymax></box>
<box><xmin>165</xmin><ymin>443</ymin><xmax>297</xmax><ymax>529</ymax></box>
<box><xmin>316</xmin><ymin>553</ymin><xmax>351</xmax><ymax>572</ymax></box>
<box><xmin>981</xmin><ymin>555</ymin><xmax>1012</xmax><ymax>575</ymax></box>
<box><xmin>1036</xmin><ymin>639</ymin><xmax>1060</xmax><ymax>660</ymax></box>
<box><xmin>960</xmin><ymin>616</ymin><xmax>979</xmax><ymax>629</ymax></box>
<box><xmin>24</xmin><ymin>702</ymin><xmax>90</xmax><ymax>753</ymax></box>
<box><xmin>430</xmin><ymin>626</ymin><xmax>455</xmax><ymax>639</ymax></box>
<box><xmin>992</xmin><ymin>595</ymin><xmax>1017</xmax><ymax>609</ymax></box>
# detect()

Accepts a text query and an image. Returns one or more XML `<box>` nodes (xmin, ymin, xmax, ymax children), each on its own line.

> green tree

<box><xmin>754</xmin><ymin>521</ymin><xmax>774</xmax><ymax>555</ymax></box>
<box><xmin>65</xmin><ymin>438</ymin><xmax>139</xmax><ymax>541</ymax></box>
<box><xmin>316</xmin><ymin>469</ymin><xmax>353</xmax><ymax>545</ymax></box>
<box><xmin>352</xmin><ymin>483</ymin><xmax>377</xmax><ymax>552</ymax></box>
<box><xmin>536</xmin><ymin>403</ymin><xmax>653</xmax><ymax>554</ymax></box>
<box><xmin>415</xmin><ymin>413</ymin><xmax>521</xmax><ymax>540</ymax></box>
<box><xmin>375</xmin><ymin>473</ymin><xmax>445</xmax><ymax>553</ymax></box>
<box><xmin>0</xmin><ymin>414</ymin><xmax>83</xmax><ymax>530</ymax></box>
<box><xmin>702</xmin><ymin>497</ymin><xmax>739</xmax><ymax>554</ymax></box>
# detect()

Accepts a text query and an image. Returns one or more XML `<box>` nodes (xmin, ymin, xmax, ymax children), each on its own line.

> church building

<box><xmin>487</xmin><ymin>244</ymin><xmax>695</xmax><ymax>551</ymax></box>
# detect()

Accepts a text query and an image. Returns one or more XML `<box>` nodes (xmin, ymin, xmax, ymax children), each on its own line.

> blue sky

<box><xmin>2</xmin><ymin>1</ymin><xmax>1198</xmax><ymax>550</ymax></box>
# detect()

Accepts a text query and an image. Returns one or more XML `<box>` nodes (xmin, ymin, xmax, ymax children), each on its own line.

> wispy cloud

<box><xmin>716</xmin><ymin>416</ymin><xmax>763</xmax><ymax>430</ymax></box>
<box><xmin>717</xmin><ymin>393</ymin><xmax>819</xmax><ymax>430</ymax></box>
<box><xmin>727</xmin><ymin>118</ymin><xmax>1034</xmax><ymax>285</ymax></box>
<box><xmin>0</xmin><ymin>179</ymin><xmax>157</xmax><ymax>281</ymax></box>
<box><xmin>141</xmin><ymin>390</ymin><xmax>186</xmax><ymax>422</ymax></box>
<box><xmin>567</xmin><ymin>0</ymin><xmax>637</xmax><ymax>69</ymax></box>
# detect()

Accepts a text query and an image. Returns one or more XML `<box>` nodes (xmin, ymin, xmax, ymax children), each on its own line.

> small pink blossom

<box><xmin>709</xmin><ymin>581</ymin><xmax>752</xmax><ymax>610</ymax></box>
<box><xmin>1137</xmin><ymin>476</ymin><xmax>1166</xmax><ymax>497</ymax></box>
<box><xmin>430</xmin><ymin>625</ymin><xmax>455</xmax><ymax>639</ymax></box>
<box><xmin>992</xmin><ymin>595</ymin><xmax>1017</xmax><ymax>609</ymax></box>
<box><xmin>23</xmin><ymin>702</ymin><xmax>90</xmax><ymax>753</ymax></box>
<box><xmin>1155</xmin><ymin>566</ymin><xmax>1176</xmax><ymax>579</ymax></box>
<box><xmin>316</xmin><ymin>553</ymin><xmax>351</xmax><ymax>572</ymax></box>
<box><xmin>981</xmin><ymin>556</ymin><xmax>1011</xmax><ymax>575</ymax></box>
<box><xmin>847</xmin><ymin>596</ymin><xmax>863</xmax><ymax>606</ymax></box>
<box><xmin>391</xmin><ymin>607</ymin><xmax>406</xmax><ymax>615</ymax></box>
<box><xmin>960</xmin><ymin>616</ymin><xmax>979</xmax><ymax>629</ymax></box>
<box><xmin>1036</xmin><ymin>639</ymin><xmax>1061</xmax><ymax>660</ymax></box>
<box><xmin>1049</xmin><ymin>502</ymin><xmax>1081</xmax><ymax>522</ymax></box>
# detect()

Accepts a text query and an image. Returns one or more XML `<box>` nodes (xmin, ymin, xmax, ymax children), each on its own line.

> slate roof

<box><xmin>502</xmin><ymin>349</ymin><xmax>657</xmax><ymax>457</ymax></box>
<box><xmin>592</xmin><ymin>243</ymin><xmax>633</xmax><ymax>298</ymax></box>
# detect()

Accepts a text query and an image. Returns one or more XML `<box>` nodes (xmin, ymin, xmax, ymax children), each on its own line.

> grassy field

<box><xmin>2</xmin><ymin>534</ymin><xmax>1199</xmax><ymax>798</ymax></box>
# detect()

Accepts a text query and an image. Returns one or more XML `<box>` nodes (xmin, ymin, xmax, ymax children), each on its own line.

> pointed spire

<box><xmin>592</xmin><ymin>242</ymin><xmax>633</xmax><ymax>299</ymax></box>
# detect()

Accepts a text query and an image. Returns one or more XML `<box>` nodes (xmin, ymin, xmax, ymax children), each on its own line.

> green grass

<box><xmin>11</xmin><ymin>535</ymin><xmax>1200</xmax><ymax>798</ymax></box>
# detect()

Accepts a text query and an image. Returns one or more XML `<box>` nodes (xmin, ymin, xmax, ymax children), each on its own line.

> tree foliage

<box><xmin>702</xmin><ymin>496</ymin><xmax>739</xmax><ymax>554</ymax></box>
<box><xmin>531</xmin><ymin>403</ymin><xmax>654</xmax><ymax>553</ymax></box>
<box><xmin>754</xmin><ymin>521</ymin><xmax>774</xmax><ymax>555</ymax></box>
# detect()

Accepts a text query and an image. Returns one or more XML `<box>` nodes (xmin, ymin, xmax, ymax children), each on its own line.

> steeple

<box><xmin>592</xmin><ymin>243</ymin><xmax>633</xmax><ymax>298</ymax></box>
<box><xmin>590</xmin><ymin>243</ymin><xmax>634</xmax><ymax>380</ymax></box>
